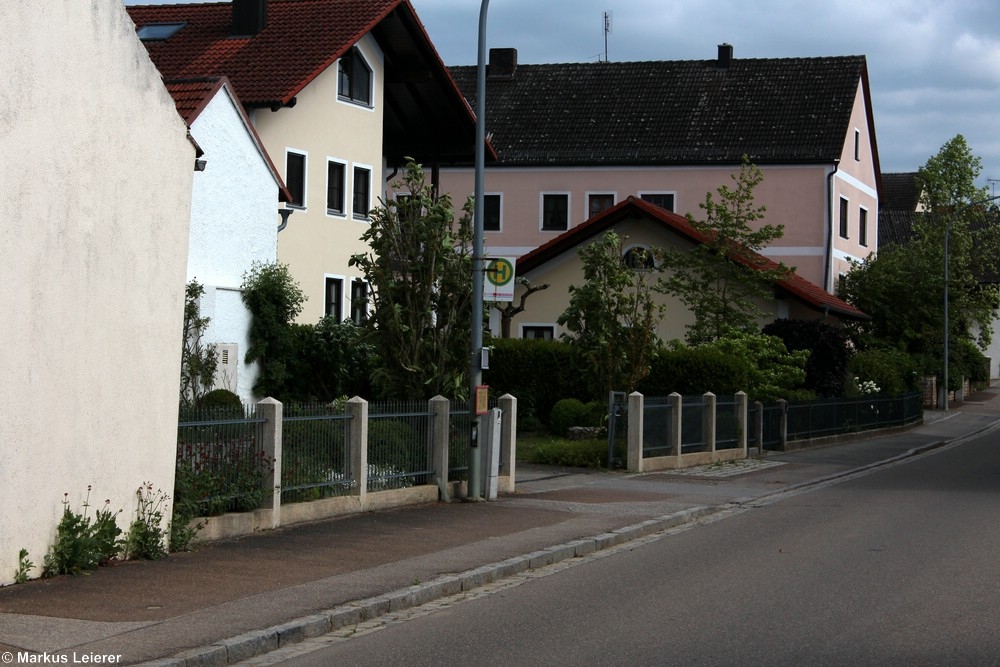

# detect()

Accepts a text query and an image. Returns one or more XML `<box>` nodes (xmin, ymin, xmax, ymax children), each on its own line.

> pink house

<box><xmin>439</xmin><ymin>45</ymin><xmax>881</xmax><ymax>296</ymax></box>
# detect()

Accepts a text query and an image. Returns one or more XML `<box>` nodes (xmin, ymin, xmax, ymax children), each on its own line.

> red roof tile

<box><xmin>128</xmin><ymin>0</ymin><xmax>400</xmax><ymax>107</ymax></box>
<box><xmin>518</xmin><ymin>196</ymin><xmax>869</xmax><ymax>321</ymax></box>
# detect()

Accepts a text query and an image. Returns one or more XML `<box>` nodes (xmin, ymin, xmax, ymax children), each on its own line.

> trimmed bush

<box><xmin>849</xmin><ymin>348</ymin><xmax>920</xmax><ymax>396</ymax></box>
<box><xmin>483</xmin><ymin>338</ymin><xmax>587</xmax><ymax>424</ymax></box>
<box><xmin>549</xmin><ymin>398</ymin><xmax>589</xmax><ymax>436</ymax></box>
<box><xmin>637</xmin><ymin>346</ymin><xmax>748</xmax><ymax>396</ymax></box>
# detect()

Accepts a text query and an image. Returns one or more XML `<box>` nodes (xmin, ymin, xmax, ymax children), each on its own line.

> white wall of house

<box><xmin>255</xmin><ymin>33</ymin><xmax>385</xmax><ymax>323</ymax></box>
<box><xmin>0</xmin><ymin>0</ymin><xmax>194</xmax><ymax>584</ymax></box>
<box><xmin>187</xmin><ymin>84</ymin><xmax>281</xmax><ymax>403</ymax></box>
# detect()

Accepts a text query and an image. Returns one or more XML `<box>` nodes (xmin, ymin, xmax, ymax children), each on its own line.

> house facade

<box><xmin>0</xmin><ymin>0</ymin><xmax>195</xmax><ymax>584</ymax></box>
<box><xmin>168</xmin><ymin>77</ymin><xmax>290</xmax><ymax>403</ymax></box>
<box><xmin>440</xmin><ymin>46</ymin><xmax>881</xmax><ymax>305</ymax></box>
<box><xmin>508</xmin><ymin>198</ymin><xmax>867</xmax><ymax>342</ymax></box>
<box><xmin>128</xmin><ymin>0</ymin><xmax>481</xmax><ymax>324</ymax></box>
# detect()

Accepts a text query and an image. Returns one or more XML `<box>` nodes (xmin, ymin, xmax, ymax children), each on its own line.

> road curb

<box><xmin>137</xmin><ymin>505</ymin><xmax>721</xmax><ymax>666</ymax></box>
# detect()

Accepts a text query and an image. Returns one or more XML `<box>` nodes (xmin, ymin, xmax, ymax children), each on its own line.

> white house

<box><xmin>167</xmin><ymin>77</ymin><xmax>291</xmax><ymax>403</ymax></box>
<box><xmin>0</xmin><ymin>1</ymin><xmax>195</xmax><ymax>583</ymax></box>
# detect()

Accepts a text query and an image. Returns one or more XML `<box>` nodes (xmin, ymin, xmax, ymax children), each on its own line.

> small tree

<box><xmin>491</xmin><ymin>277</ymin><xmax>549</xmax><ymax>339</ymax></box>
<box><xmin>180</xmin><ymin>280</ymin><xmax>218</xmax><ymax>407</ymax></box>
<box><xmin>241</xmin><ymin>261</ymin><xmax>306</xmax><ymax>398</ymax></box>
<box><xmin>558</xmin><ymin>232</ymin><xmax>664</xmax><ymax>398</ymax></box>
<box><xmin>349</xmin><ymin>160</ymin><xmax>474</xmax><ymax>399</ymax></box>
<box><xmin>661</xmin><ymin>159</ymin><xmax>789</xmax><ymax>345</ymax></box>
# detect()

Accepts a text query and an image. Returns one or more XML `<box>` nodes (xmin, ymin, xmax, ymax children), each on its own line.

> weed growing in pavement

<box><xmin>124</xmin><ymin>483</ymin><xmax>169</xmax><ymax>560</ymax></box>
<box><xmin>14</xmin><ymin>548</ymin><xmax>33</xmax><ymax>583</ymax></box>
<box><xmin>42</xmin><ymin>487</ymin><xmax>123</xmax><ymax>577</ymax></box>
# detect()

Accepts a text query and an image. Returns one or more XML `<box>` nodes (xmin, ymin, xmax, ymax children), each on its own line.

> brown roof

<box><xmin>128</xmin><ymin>0</ymin><xmax>487</xmax><ymax>163</ymax></box>
<box><xmin>518</xmin><ymin>196</ymin><xmax>869</xmax><ymax>320</ymax></box>
<box><xmin>449</xmin><ymin>47</ymin><xmax>878</xmax><ymax>172</ymax></box>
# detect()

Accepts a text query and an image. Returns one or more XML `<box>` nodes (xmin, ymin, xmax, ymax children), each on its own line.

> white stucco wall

<box><xmin>0</xmin><ymin>1</ymin><xmax>193</xmax><ymax>584</ymax></box>
<box><xmin>187</xmin><ymin>85</ymin><xmax>280</xmax><ymax>403</ymax></box>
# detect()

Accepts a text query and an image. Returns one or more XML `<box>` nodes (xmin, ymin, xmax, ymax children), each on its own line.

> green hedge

<box><xmin>483</xmin><ymin>338</ymin><xmax>587</xmax><ymax>424</ymax></box>
<box><xmin>637</xmin><ymin>347</ymin><xmax>749</xmax><ymax>396</ymax></box>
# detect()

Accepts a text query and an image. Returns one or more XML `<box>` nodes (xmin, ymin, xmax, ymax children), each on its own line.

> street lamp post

<box><xmin>941</xmin><ymin>193</ymin><xmax>1000</xmax><ymax>410</ymax></box>
<box><xmin>468</xmin><ymin>0</ymin><xmax>490</xmax><ymax>498</ymax></box>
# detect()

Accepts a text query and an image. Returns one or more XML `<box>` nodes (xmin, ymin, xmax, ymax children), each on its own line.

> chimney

<box><xmin>717</xmin><ymin>43</ymin><xmax>733</xmax><ymax>69</ymax></box>
<box><xmin>488</xmin><ymin>48</ymin><xmax>517</xmax><ymax>80</ymax></box>
<box><xmin>232</xmin><ymin>0</ymin><xmax>267</xmax><ymax>37</ymax></box>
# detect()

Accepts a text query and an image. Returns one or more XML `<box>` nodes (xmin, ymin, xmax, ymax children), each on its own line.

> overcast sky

<box><xmin>127</xmin><ymin>0</ymin><xmax>1000</xmax><ymax>194</ymax></box>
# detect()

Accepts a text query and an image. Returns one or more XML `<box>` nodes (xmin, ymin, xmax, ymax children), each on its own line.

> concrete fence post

<box><xmin>735</xmin><ymin>391</ymin><xmax>748</xmax><ymax>457</ymax></box>
<box><xmin>429</xmin><ymin>396</ymin><xmax>450</xmax><ymax>500</ymax></box>
<box><xmin>347</xmin><ymin>396</ymin><xmax>368</xmax><ymax>504</ymax></box>
<box><xmin>777</xmin><ymin>398</ymin><xmax>788</xmax><ymax>450</ymax></box>
<box><xmin>704</xmin><ymin>392</ymin><xmax>716</xmax><ymax>454</ymax></box>
<box><xmin>257</xmin><ymin>397</ymin><xmax>282</xmax><ymax>529</ymax></box>
<box><xmin>499</xmin><ymin>394</ymin><xmax>518</xmax><ymax>492</ymax></box>
<box><xmin>669</xmin><ymin>392</ymin><xmax>682</xmax><ymax>464</ymax></box>
<box><xmin>627</xmin><ymin>392</ymin><xmax>644</xmax><ymax>472</ymax></box>
<box><xmin>753</xmin><ymin>400</ymin><xmax>764</xmax><ymax>454</ymax></box>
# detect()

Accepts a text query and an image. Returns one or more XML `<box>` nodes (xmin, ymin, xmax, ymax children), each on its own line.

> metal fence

<box><xmin>176</xmin><ymin>405</ymin><xmax>268</xmax><ymax>515</ymax></box>
<box><xmin>280</xmin><ymin>403</ymin><xmax>353</xmax><ymax>502</ymax></box>
<box><xmin>367</xmin><ymin>401</ymin><xmax>435</xmax><ymax>491</ymax></box>
<box><xmin>783</xmin><ymin>391</ymin><xmax>923</xmax><ymax>444</ymax></box>
<box><xmin>609</xmin><ymin>391</ymin><xmax>925</xmax><ymax>462</ymax></box>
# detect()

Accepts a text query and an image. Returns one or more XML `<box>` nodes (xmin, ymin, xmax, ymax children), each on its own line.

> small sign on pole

<box><xmin>484</xmin><ymin>257</ymin><xmax>516</xmax><ymax>302</ymax></box>
<box><xmin>475</xmin><ymin>385</ymin><xmax>490</xmax><ymax>415</ymax></box>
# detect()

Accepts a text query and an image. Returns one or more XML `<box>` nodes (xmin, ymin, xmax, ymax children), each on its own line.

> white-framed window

<box><xmin>540</xmin><ymin>193</ymin><xmax>570</xmax><ymax>231</ymax></box>
<box><xmin>483</xmin><ymin>193</ymin><xmax>502</xmax><ymax>231</ymax></box>
<box><xmin>638</xmin><ymin>192</ymin><xmax>676</xmax><ymax>212</ymax></box>
<box><xmin>285</xmin><ymin>149</ymin><xmax>307</xmax><ymax>209</ymax></box>
<box><xmin>521</xmin><ymin>324</ymin><xmax>556</xmax><ymax>340</ymax></box>
<box><xmin>326</xmin><ymin>159</ymin><xmax>347</xmax><ymax>216</ymax></box>
<box><xmin>352</xmin><ymin>164</ymin><xmax>373</xmax><ymax>220</ymax></box>
<box><xmin>839</xmin><ymin>196</ymin><xmax>850</xmax><ymax>239</ymax></box>
<box><xmin>338</xmin><ymin>47</ymin><xmax>373</xmax><ymax>107</ymax></box>
<box><xmin>587</xmin><ymin>192</ymin><xmax>615</xmax><ymax>219</ymax></box>
<box><xmin>859</xmin><ymin>206</ymin><xmax>869</xmax><ymax>247</ymax></box>
<box><xmin>324</xmin><ymin>276</ymin><xmax>344</xmax><ymax>320</ymax></box>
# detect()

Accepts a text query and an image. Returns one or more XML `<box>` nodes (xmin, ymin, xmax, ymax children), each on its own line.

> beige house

<box><xmin>129</xmin><ymin>0</ymin><xmax>482</xmax><ymax>323</ymax></box>
<box><xmin>510</xmin><ymin>197</ymin><xmax>867</xmax><ymax>342</ymax></box>
<box><xmin>0</xmin><ymin>1</ymin><xmax>195</xmax><ymax>583</ymax></box>
<box><xmin>442</xmin><ymin>45</ymin><xmax>881</xmax><ymax>298</ymax></box>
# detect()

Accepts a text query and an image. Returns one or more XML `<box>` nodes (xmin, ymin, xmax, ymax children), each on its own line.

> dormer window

<box><xmin>338</xmin><ymin>47</ymin><xmax>372</xmax><ymax>106</ymax></box>
<box><xmin>137</xmin><ymin>22</ymin><xmax>186</xmax><ymax>41</ymax></box>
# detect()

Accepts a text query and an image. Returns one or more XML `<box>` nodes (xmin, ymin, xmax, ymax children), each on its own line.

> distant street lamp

<box><xmin>469</xmin><ymin>0</ymin><xmax>490</xmax><ymax>497</ymax></box>
<box><xmin>941</xmin><ymin>193</ymin><xmax>1000</xmax><ymax>410</ymax></box>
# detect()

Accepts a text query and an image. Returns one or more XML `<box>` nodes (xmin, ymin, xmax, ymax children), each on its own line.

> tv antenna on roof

<box><xmin>603</xmin><ymin>11</ymin><xmax>612</xmax><ymax>62</ymax></box>
<box><xmin>989</xmin><ymin>177</ymin><xmax>1000</xmax><ymax>198</ymax></box>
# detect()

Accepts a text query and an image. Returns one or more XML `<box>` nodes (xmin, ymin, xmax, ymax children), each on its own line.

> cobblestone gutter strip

<box><xmin>137</xmin><ymin>505</ymin><xmax>720</xmax><ymax>667</ymax></box>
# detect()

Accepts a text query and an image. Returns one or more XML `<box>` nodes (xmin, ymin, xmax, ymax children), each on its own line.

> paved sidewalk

<box><xmin>2</xmin><ymin>386</ymin><xmax>999</xmax><ymax>666</ymax></box>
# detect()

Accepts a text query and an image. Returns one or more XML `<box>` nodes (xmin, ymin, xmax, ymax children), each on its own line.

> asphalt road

<box><xmin>249</xmin><ymin>431</ymin><xmax>1000</xmax><ymax>666</ymax></box>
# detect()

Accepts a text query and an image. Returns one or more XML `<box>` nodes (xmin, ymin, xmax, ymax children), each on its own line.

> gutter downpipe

<box><xmin>468</xmin><ymin>0</ymin><xmax>490</xmax><ymax>500</ymax></box>
<box><xmin>824</xmin><ymin>159</ymin><xmax>840</xmax><ymax>293</ymax></box>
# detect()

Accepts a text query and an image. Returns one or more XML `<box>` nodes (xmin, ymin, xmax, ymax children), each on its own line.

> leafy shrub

<box><xmin>198</xmin><ymin>389</ymin><xmax>243</xmax><ymax>411</ymax></box>
<box><xmin>763</xmin><ymin>318</ymin><xmax>852</xmax><ymax>397</ymax></box>
<box><xmin>484</xmin><ymin>338</ymin><xmax>587</xmax><ymax>425</ymax></box>
<box><xmin>849</xmin><ymin>348</ymin><xmax>921</xmax><ymax>396</ymax></box>
<box><xmin>517</xmin><ymin>434</ymin><xmax>607</xmax><ymax>468</ymax></box>
<box><xmin>549</xmin><ymin>398</ymin><xmax>589</xmax><ymax>436</ymax></box>
<box><xmin>638</xmin><ymin>346</ymin><xmax>749</xmax><ymax>396</ymax></box>
<box><xmin>124</xmin><ymin>484</ymin><xmax>168</xmax><ymax>561</ymax></box>
<box><xmin>955</xmin><ymin>339</ymin><xmax>989</xmax><ymax>384</ymax></box>
<box><xmin>699</xmin><ymin>333</ymin><xmax>809</xmax><ymax>401</ymax></box>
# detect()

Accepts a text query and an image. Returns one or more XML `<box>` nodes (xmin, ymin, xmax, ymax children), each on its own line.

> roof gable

<box><xmin>165</xmin><ymin>76</ymin><xmax>291</xmax><ymax>202</ymax></box>
<box><xmin>519</xmin><ymin>196</ymin><xmax>868</xmax><ymax>320</ymax></box>
<box><xmin>449</xmin><ymin>52</ymin><xmax>868</xmax><ymax>167</ymax></box>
